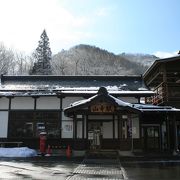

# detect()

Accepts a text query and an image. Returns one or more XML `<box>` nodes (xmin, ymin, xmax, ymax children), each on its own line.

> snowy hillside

<box><xmin>120</xmin><ymin>53</ymin><xmax>158</xmax><ymax>68</ymax></box>
<box><xmin>52</xmin><ymin>44</ymin><xmax>158</xmax><ymax>75</ymax></box>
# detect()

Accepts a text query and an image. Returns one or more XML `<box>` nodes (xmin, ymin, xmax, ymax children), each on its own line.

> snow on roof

<box><xmin>0</xmin><ymin>147</ymin><xmax>37</xmax><ymax>157</ymax></box>
<box><xmin>60</xmin><ymin>90</ymin><xmax>154</xmax><ymax>95</ymax></box>
<box><xmin>0</xmin><ymin>75</ymin><xmax>149</xmax><ymax>92</ymax></box>
<box><xmin>70</xmin><ymin>94</ymin><xmax>98</xmax><ymax>107</ymax></box>
<box><xmin>109</xmin><ymin>94</ymin><xmax>132</xmax><ymax>107</ymax></box>
<box><xmin>64</xmin><ymin>87</ymin><xmax>141</xmax><ymax>113</ymax></box>
<box><xmin>0</xmin><ymin>90</ymin><xmax>154</xmax><ymax>97</ymax></box>
<box><xmin>64</xmin><ymin>87</ymin><xmax>180</xmax><ymax>114</ymax></box>
<box><xmin>69</xmin><ymin>93</ymin><xmax>133</xmax><ymax>108</ymax></box>
<box><xmin>133</xmin><ymin>103</ymin><xmax>180</xmax><ymax>112</ymax></box>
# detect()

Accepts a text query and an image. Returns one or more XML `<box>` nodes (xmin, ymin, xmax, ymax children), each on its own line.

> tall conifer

<box><xmin>30</xmin><ymin>30</ymin><xmax>52</xmax><ymax>75</ymax></box>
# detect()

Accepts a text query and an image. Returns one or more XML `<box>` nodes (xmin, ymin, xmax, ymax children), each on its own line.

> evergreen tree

<box><xmin>30</xmin><ymin>30</ymin><xmax>52</xmax><ymax>75</ymax></box>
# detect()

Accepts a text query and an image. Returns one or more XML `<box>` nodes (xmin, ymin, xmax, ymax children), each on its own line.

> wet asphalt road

<box><xmin>0</xmin><ymin>157</ymin><xmax>81</xmax><ymax>179</ymax></box>
<box><xmin>120</xmin><ymin>157</ymin><xmax>180</xmax><ymax>180</ymax></box>
<box><xmin>0</xmin><ymin>156</ymin><xmax>180</xmax><ymax>179</ymax></box>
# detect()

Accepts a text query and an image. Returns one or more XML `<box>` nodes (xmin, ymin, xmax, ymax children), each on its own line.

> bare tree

<box><xmin>12</xmin><ymin>52</ymin><xmax>30</xmax><ymax>75</ymax></box>
<box><xmin>52</xmin><ymin>53</ymin><xmax>68</xmax><ymax>75</ymax></box>
<box><xmin>0</xmin><ymin>43</ymin><xmax>14</xmax><ymax>74</ymax></box>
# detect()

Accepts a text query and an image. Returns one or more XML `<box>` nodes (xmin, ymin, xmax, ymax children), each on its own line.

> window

<box><xmin>9</xmin><ymin>111</ymin><xmax>60</xmax><ymax>138</ymax></box>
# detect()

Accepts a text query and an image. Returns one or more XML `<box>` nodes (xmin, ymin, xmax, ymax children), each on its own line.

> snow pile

<box><xmin>0</xmin><ymin>147</ymin><xmax>37</xmax><ymax>157</ymax></box>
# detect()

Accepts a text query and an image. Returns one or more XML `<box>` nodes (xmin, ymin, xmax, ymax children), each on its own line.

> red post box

<box><xmin>39</xmin><ymin>132</ymin><xmax>47</xmax><ymax>156</ymax></box>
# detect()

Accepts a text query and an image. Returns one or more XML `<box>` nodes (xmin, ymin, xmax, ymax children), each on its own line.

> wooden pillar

<box><xmin>166</xmin><ymin>114</ymin><xmax>170</xmax><ymax>150</ymax></box>
<box><xmin>113</xmin><ymin>114</ymin><xmax>115</xmax><ymax>139</ymax></box>
<box><xmin>139</xmin><ymin>113</ymin><xmax>143</xmax><ymax>150</ymax></box>
<box><xmin>86</xmin><ymin>115</ymin><xmax>89</xmax><ymax>149</ymax></box>
<box><xmin>130</xmin><ymin>113</ymin><xmax>134</xmax><ymax>152</ymax></box>
<box><xmin>162</xmin><ymin>64</ymin><xmax>167</xmax><ymax>82</ymax></box>
<box><xmin>117</xmin><ymin>114</ymin><xmax>120</xmax><ymax>139</ymax></box>
<box><xmin>159</xmin><ymin>122</ymin><xmax>162</xmax><ymax>151</ymax></box>
<box><xmin>8</xmin><ymin>97</ymin><xmax>12</xmax><ymax>110</ymax></box>
<box><xmin>7</xmin><ymin>97</ymin><xmax>12</xmax><ymax>138</ymax></box>
<box><xmin>173</xmin><ymin>113</ymin><xmax>178</xmax><ymax>152</ymax></box>
<box><xmin>59</xmin><ymin>96</ymin><xmax>63</xmax><ymax>139</ymax></box>
<box><xmin>162</xmin><ymin>64</ymin><xmax>168</xmax><ymax>104</ymax></box>
<box><xmin>86</xmin><ymin>115</ymin><xmax>88</xmax><ymax>140</ymax></box>
<box><xmin>75</xmin><ymin>115</ymin><xmax>77</xmax><ymax>139</ymax></box>
<box><xmin>82</xmin><ymin>115</ymin><xmax>84</xmax><ymax>139</ymax></box>
<box><xmin>32</xmin><ymin>95</ymin><xmax>40</xmax><ymax>110</ymax></box>
<box><xmin>73</xmin><ymin>114</ymin><xmax>77</xmax><ymax>139</ymax></box>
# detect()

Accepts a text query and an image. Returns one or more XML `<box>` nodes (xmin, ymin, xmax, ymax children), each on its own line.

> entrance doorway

<box><xmin>142</xmin><ymin>126</ymin><xmax>160</xmax><ymax>151</ymax></box>
<box><xmin>177</xmin><ymin>124</ymin><xmax>180</xmax><ymax>150</ymax></box>
<box><xmin>88</xmin><ymin>122</ymin><xmax>102</xmax><ymax>150</ymax></box>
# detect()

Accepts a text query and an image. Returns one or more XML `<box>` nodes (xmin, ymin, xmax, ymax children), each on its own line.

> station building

<box><xmin>0</xmin><ymin>74</ymin><xmax>179</xmax><ymax>153</ymax></box>
<box><xmin>143</xmin><ymin>55</ymin><xmax>180</xmax><ymax>153</ymax></box>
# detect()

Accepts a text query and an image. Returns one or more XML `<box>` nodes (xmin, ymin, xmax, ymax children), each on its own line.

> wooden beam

<box><xmin>146</xmin><ymin>71</ymin><xmax>162</xmax><ymax>86</ymax></box>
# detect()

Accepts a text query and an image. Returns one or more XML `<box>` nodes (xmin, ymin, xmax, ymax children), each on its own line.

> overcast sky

<box><xmin>0</xmin><ymin>0</ymin><xmax>180</xmax><ymax>58</ymax></box>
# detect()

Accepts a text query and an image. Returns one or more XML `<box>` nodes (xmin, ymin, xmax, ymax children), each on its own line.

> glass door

<box><xmin>88</xmin><ymin>122</ymin><xmax>102</xmax><ymax>150</ymax></box>
<box><xmin>142</xmin><ymin>126</ymin><xmax>160</xmax><ymax>151</ymax></box>
<box><xmin>177</xmin><ymin>124</ymin><xmax>180</xmax><ymax>150</ymax></box>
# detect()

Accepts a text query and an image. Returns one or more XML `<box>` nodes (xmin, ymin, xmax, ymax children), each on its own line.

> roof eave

<box><xmin>143</xmin><ymin>55</ymin><xmax>180</xmax><ymax>79</ymax></box>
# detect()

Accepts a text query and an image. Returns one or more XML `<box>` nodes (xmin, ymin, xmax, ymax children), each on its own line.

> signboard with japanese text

<box><xmin>90</xmin><ymin>103</ymin><xmax>115</xmax><ymax>113</ymax></box>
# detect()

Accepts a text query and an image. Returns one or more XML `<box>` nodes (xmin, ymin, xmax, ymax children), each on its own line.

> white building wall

<box><xmin>0</xmin><ymin>111</ymin><xmax>8</xmax><ymax>138</ymax></box>
<box><xmin>36</xmin><ymin>97</ymin><xmax>60</xmax><ymax>109</ymax></box>
<box><xmin>11</xmin><ymin>97</ymin><xmax>34</xmax><ymax>109</ymax></box>
<box><xmin>0</xmin><ymin>97</ymin><xmax>9</xmax><ymax>109</ymax></box>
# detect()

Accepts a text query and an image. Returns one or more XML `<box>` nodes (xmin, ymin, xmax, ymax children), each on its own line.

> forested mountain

<box><xmin>52</xmin><ymin>44</ymin><xmax>158</xmax><ymax>75</ymax></box>
<box><xmin>120</xmin><ymin>53</ymin><xmax>158</xmax><ymax>68</ymax></box>
<box><xmin>0</xmin><ymin>43</ymin><xmax>158</xmax><ymax>75</ymax></box>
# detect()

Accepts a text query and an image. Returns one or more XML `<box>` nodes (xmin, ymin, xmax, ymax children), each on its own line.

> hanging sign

<box><xmin>90</xmin><ymin>103</ymin><xmax>115</xmax><ymax>113</ymax></box>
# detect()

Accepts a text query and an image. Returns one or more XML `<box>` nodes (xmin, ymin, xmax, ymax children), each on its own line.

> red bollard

<box><xmin>39</xmin><ymin>132</ymin><xmax>47</xmax><ymax>156</ymax></box>
<box><xmin>66</xmin><ymin>145</ymin><xmax>71</xmax><ymax>158</ymax></box>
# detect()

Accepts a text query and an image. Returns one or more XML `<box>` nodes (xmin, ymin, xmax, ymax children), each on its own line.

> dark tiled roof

<box><xmin>0</xmin><ymin>75</ymin><xmax>149</xmax><ymax>91</ymax></box>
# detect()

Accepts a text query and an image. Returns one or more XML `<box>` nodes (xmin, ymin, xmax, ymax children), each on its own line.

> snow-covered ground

<box><xmin>0</xmin><ymin>147</ymin><xmax>37</xmax><ymax>157</ymax></box>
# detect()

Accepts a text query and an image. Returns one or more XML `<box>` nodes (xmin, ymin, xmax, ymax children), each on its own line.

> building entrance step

<box><xmin>86</xmin><ymin>149</ymin><xmax>119</xmax><ymax>159</ymax></box>
<box><xmin>67</xmin><ymin>150</ymin><xmax>128</xmax><ymax>179</ymax></box>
